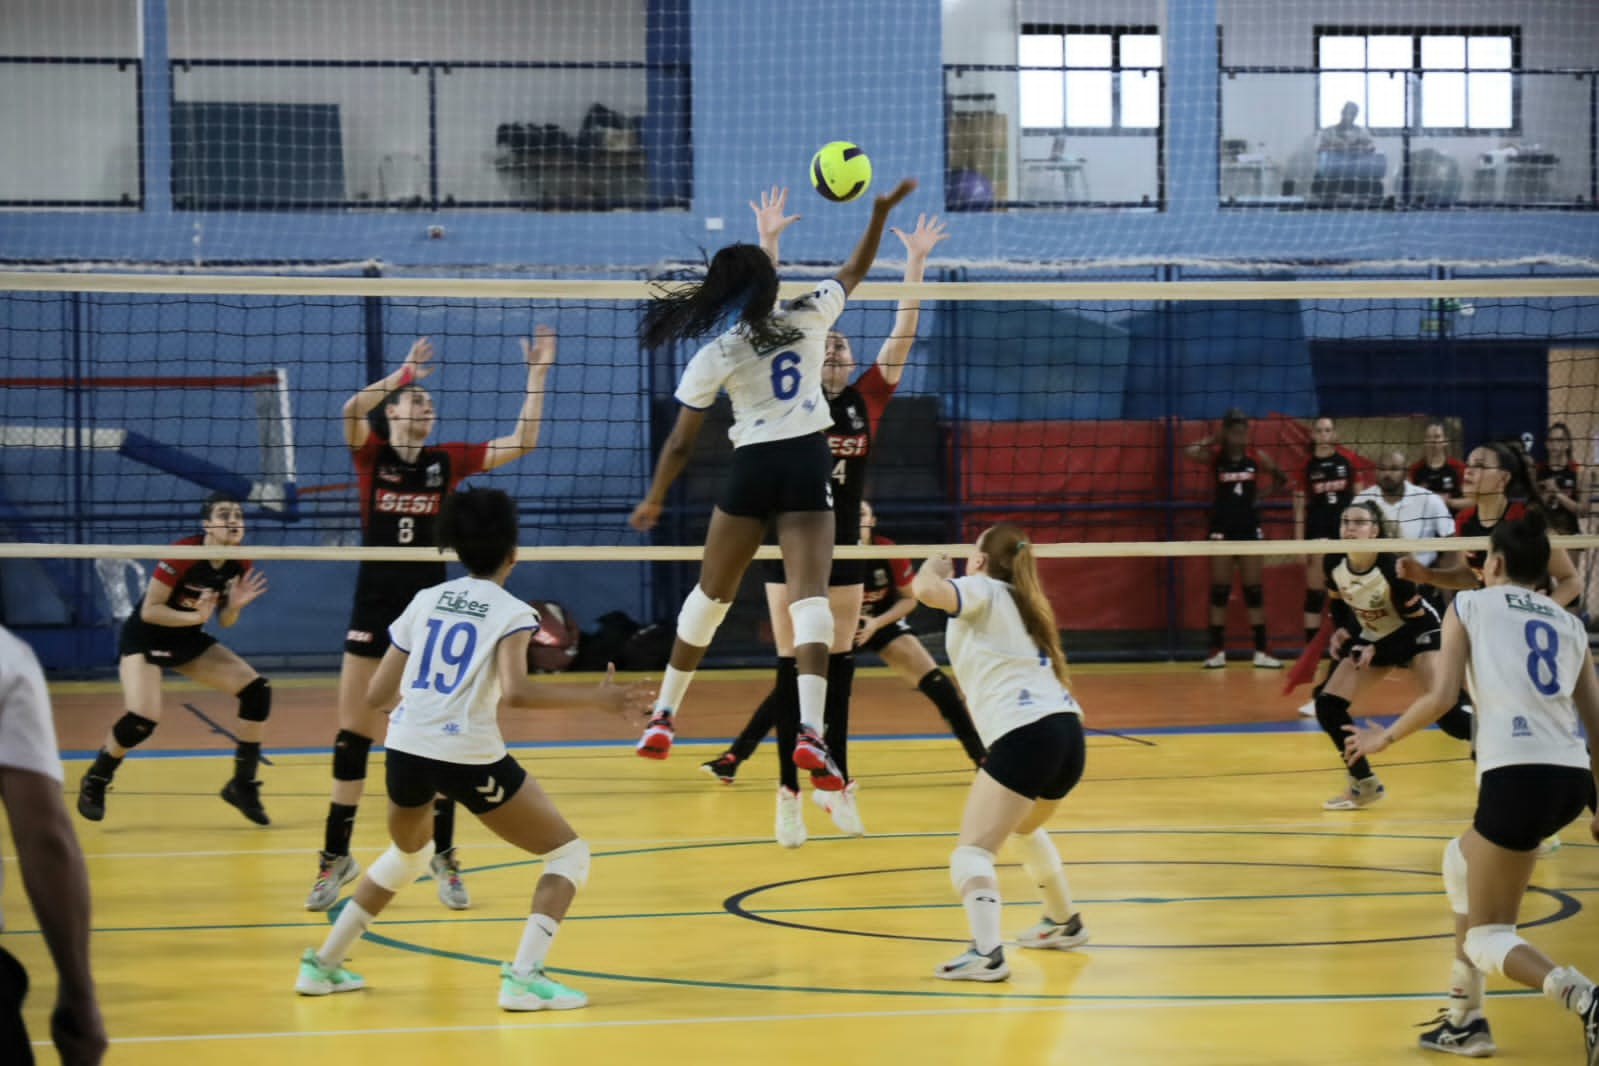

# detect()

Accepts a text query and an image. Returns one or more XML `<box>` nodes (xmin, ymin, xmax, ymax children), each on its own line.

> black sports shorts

<box><xmin>982</xmin><ymin>713</ymin><xmax>1086</xmax><ymax>801</ymax></box>
<box><xmin>385</xmin><ymin>748</ymin><xmax>529</xmax><ymax>816</ymax></box>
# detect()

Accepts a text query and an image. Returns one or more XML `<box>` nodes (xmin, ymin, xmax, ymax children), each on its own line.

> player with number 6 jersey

<box><xmin>307</xmin><ymin>327</ymin><xmax>559</xmax><ymax>914</ymax></box>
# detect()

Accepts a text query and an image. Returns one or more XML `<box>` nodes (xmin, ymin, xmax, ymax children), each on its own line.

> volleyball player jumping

<box><xmin>626</xmin><ymin>178</ymin><xmax>918</xmax><ymax>810</ymax></box>
<box><xmin>307</xmin><ymin>328</ymin><xmax>557</xmax><ymax>912</ymax></box>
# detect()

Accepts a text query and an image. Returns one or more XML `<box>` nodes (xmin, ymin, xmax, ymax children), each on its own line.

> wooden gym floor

<box><xmin>5</xmin><ymin>664</ymin><xmax>1596</xmax><ymax>1065</ymax></box>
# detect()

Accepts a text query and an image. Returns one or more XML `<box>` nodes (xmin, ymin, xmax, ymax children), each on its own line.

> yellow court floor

<box><xmin>4</xmin><ymin>702</ymin><xmax>1597</xmax><ymax>1065</ymax></box>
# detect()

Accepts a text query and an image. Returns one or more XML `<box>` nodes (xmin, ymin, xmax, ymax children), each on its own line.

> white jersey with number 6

<box><xmin>945</xmin><ymin>573</ymin><xmax>1082</xmax><ymax>749</ymax></box>
<box><xmin>384</xmin><ymin>576</ymin><xmax>540</xmax><ymax>764</ymax></box>
<box><xmin>673</xmin><ymin>279</ymin><xmax>846</xmax><ymax>448</ymax></box>
<box><xmin>1454</xmin><ymin>586</ymin><xmax>1589</xmax><ymax>778</ymax></box>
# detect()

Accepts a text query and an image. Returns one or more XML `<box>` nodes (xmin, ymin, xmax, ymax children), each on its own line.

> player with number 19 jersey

<box><xmin>384</xmin><ymin>576</ymin><xmax>540</xmax><ymax>764</ymax></box>
<box><xmin>1454</xmin><ymin>585</ymin><xmax>1589</xmax><ymax>777</ymax></box>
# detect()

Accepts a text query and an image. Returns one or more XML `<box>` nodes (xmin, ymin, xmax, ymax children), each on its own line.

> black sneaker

<box><xmin>1416</xmin><ymin>1012</ymin><xmax>1495</xmax><ymax>1057</ymax></box>
<box><xmin>699</xmin><ymin>753</ymin><xmax>739</xmax><ymax>784</ymax></box>
<box><xmin>221</xmin><ymin>778</ymin><xmax>271</xmax><ymax>826</ymax></box>
<box><xmin>77</xmin><ymin>773</ymin><xmax>109</xmax><ymax>822</ymax></box>
<box><xmin>1582</xmin><ymin>989</ymin><xmax>1599</xmax><ymax>1066</ymax></box>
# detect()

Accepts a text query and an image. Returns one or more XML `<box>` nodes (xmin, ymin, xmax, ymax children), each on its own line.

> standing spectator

<box><xmin>1411</xmin><ymin>421</ymin><xmax>1468</xmax><ymax>513</ymax></box>
<box><xmin>1184</xmin><ymin>409</ymin><xmax>1290</xmax><ymax>668</ymax></box>
<box><xmin>1354</xmin><ymin>451</ymin><xmax>1457</xmax><ymax>568</ymax></box>
<box><xmin>1537</xmin><ymin>422</ymin><xmax>1584</xmax><ymax>539</ymax></box>
<box><xmin>0</xmin><ymin>626</ymin><xmax>107</xmax><ymax>1066</ymax></box>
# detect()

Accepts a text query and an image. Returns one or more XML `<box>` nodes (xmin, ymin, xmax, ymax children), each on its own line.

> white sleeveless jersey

<box><xmin>945</xmin><ymin>573</ymin><xmax>1082</xmax><ymax>748</ymax></box>
<box><xmin>384</xmin><ymin>576</ymin><xmax>540</xmax><ymax>764</ymax></box>
<box><xmin>1454</xmin><ymin>586</ymin><xmax>1589</xmax><ymax>777</ymax></box>
<box><xmin>674</xmin><ymin>279</ymin><xmax>846</xmax><ymax>448</ymax></box>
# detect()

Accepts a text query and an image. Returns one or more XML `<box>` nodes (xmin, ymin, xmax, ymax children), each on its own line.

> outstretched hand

<box><xmin>891</xmin><ymin>213</ymin><xmax>949</xmax><ymax>259</ymax></box>
<box><xmin>596</xmin><ymin>663</ymin><xmax>656</xmax><ymax>727</ymax></box>
<box><xmin>874</xmin><ymin>178</ymin><xmax>918</xmax><ymax>212</ymax></box>
<box><xmin>749</xmin><ymin>185</ymin><xmax>800</xmax><ymax>244</ymax></box>
<box><xmin>521</xmin><ymin>324</ymin><xmax>557</xmax><ymax>373</ymax></box>
<box><xmin>226</xmin><ymin>569</ymin><xmax>268</xmax><ymax>609</ymax></box>
<box><xmin>402</xmin><ymin>337</ymin><xmax>437</xmax><ymax>382</ymax></box>
<box><xmin>1342</xmin><ymin>720</ymin><xmax>1392</xmax><ymax>764</ymax></box>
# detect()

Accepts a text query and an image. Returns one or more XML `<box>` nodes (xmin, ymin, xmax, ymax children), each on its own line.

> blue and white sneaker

<box><xmin>1416</xmin><ymin>1012</ymin><xmax>1495</xmax><ymax>1057</ymax></box>
<box><xmin>935</xmin><ymin>943</ymin><xmax>1009</xmax><ymax>982</ymax></box>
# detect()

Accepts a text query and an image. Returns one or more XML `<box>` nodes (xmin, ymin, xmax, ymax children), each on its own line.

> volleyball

<box><xmin>809</xmin><ymin>141</ymin><xmax>872</xmax><ymax>202</ymax></box>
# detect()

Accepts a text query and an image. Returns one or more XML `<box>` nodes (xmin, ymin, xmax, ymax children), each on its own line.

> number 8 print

<box><xmin>1524</xmin><ymin>618</ymin><xmax>1560</xmax><ymax>695</ymax></box>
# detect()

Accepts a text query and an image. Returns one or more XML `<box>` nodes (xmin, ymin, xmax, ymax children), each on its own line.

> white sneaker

<box><xmin>1535</xmin><ymin>835</ymin><xmax>1561</xmax><ymax>858</ymax></box>
<box><xmin>1202</xmin><ymin>651</ymin><xmax>1227</xmax><ymax>669</ymax></box>
<box><xmin>1253</xmin><ymin>651</ymin><xmax>1283</xmax><ymax>669</ymax></box>
<box><xmin>775</xmin><ymin>786</ymin><xmax>806</xmax><ymax>848</ymax></box>
<box><xmin>1015</xmin><ymin>913</ymin><xmax>1089</xmax><ymax>951</ymax></box>
<box><xmin>935</xmin><ymin>944</ymin><xmax>1009</xmax><ymax>982</ymax></box>
<box><xmin>1324</xmin><ymin>775</ymin><xmax>1385</xmax><ymax>811</ymax></box>
<box><xmin>811</xmin><ymin>780</ymin><xmax>865</xmax><ymax>836</ymax></box>
<box><xmin>1298</xmin><ymin>698</ymin><xmax>1317</xmax><ymax>718</ymax></box>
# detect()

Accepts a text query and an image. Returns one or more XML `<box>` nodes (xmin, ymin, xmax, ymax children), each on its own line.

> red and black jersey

<box><xmin>353</xmin><ymin>432</ymin><xmax>489</xmax><ymax>594</ymax></box>
<box><xmin>861</xmin><ymin>534</ymin><xmax>915</xmax><ymax>619</ymax></box>
<box><xmin>1209</xmin><ymin>449</ymin><xmax>1262</xmax><ymax>533</ymax></box>
<box><xmin>1456</xmin><ymin>501</ymin><xmax>1528</xmax><ymax>580</ymax></box>
<box><xmin>826</xmin><ymin>364</ymin><xmax>896</xmax><ymax>541</ymax></box>
<box><xmin>1536</xmin><ymin>461</ymin><xmax>1581</xmax><ymax>534</ymax></box>
<box><xmin>1302</xmin><ymin>448</ymin><xmax>1360</xmax><ymax>534</ymax></box>
<box><xmin>1411</xmin><ymin>457</ymin><xmax>1465</xmax><ymax>501</ymax></box>
<box><xmin>152</xmin><ymin>534</ymin><xmax>251</xmax><ymax>619</ymax></box>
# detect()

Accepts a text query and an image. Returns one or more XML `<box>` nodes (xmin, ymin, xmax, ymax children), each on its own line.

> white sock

<box><xmin>1544</xmin><ymin>965</ymin><xmax>1596</xmax><ymax>1014</ymax></box>
<box><xmin>653</xmin><ymin>666</ymin><xmax>693</xmax><ymax>717</ymax></box>
<box><xmin>512</xmin><ymin>913</ymin><xmax>559</xmax><ymax>976</ymax></box>
<box><xmin>317</xmin><ymin>900</ymin><xmax>374</xmax><ymax>967</ymax></box>
<box><xmin>1447</xmin><ymin>957</ymin><xmax>1486</xmax><ymax>1025</ymax></box>
<box><xmin>796</xmin><ymin>673</ymin><xmax>827</xmax><ymax>734</ymax></box>
<box><xmin>961</xmin><ymin>884</ymin><xmax>1004</xmax><ymax>954</ymax></box>
<box><xmin>1012</xmin><ymin>829</ymin><xmax>1074</xmax><ymax>923</ymax></box>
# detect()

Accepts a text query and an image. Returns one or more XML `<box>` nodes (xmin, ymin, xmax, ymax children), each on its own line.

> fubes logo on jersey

<box><xmin>436</xmin><ymin>589</ymin><xmax>491</xmax><ymax>619</ymax></box>
<box><xmin>1506</xmin><ymin>591</ymin><xmax>1556</xmax><ymax>618</ymax></box>
<box><xmin>375</xmin><ymin>489</ymin><xmax>441</xmax><ymax>515</ymax></box>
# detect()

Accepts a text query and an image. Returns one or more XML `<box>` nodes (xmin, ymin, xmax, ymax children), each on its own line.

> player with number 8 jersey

<box><xmin>306</xmin><ymin>328</ymin><xmax>559</xmax><ymax>915</ymax></box>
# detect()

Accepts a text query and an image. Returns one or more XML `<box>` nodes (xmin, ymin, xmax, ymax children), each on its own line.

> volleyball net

<box><xmin>3</xmin><ymin>270</ymin><xmax>1598</xmax><ymax>668</ymax></box>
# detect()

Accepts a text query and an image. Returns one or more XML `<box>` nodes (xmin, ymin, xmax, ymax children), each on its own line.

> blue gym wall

<box><xmin>2</xmin><ymin>0</ymin><xmax>1595</xmax><ymax>667</ymax></box>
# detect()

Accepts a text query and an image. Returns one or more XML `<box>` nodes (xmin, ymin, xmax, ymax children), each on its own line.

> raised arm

<box><xmin>483</xmin><ymin>325</ymin><xmax>556</xmax><ymax>471</ymax></box>
<box><xmin>911</xmin><ymin>554</ymin><xmax>959</xmax><ymax>614</ymax></box>
<box><xmin>217</xmin><ymin>569</ymin><xmax>267</xmax><ymax>629</ymax></box>
<box><xmin>874</xmin><ymin>214</ymin><xmax>949</xmax><ymax>387</ymax></box>
<box><xmin>1183</xmin><ymin>430</ymin><xmax>1218</xmax><ymax>464</ymax></box>
<box><xmin>750</xmin><ymin>185</ymin><xmax>800</xmax><ymax>268</ymax></box>
<box><xmin>833</xmin><ymin>178</ymin><xmax>918</xmax><ymax>296</ymax></box>
<box><xmin>342</xmin><ymin>337</ymin><xmax>435</xmax><ymax>451</ymax></box>
<box><xmin>629</xmin><ymin>405</ymin><xmax>709</xmax><ymax>532</ymax></box>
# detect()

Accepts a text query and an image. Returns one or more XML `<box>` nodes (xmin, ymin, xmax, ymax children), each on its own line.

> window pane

<box><xmin>1320</xmin><ymin>36</ymin><xmax>1365</xmax><ymax>69</ymax></box>
<box><xmin>1421</xmin><ymin>71</ymin><xmax>1466</xmax><ymax>126</ymax></box>
<box><xmin>1469</xmin><ymin>36</ymin><xmax>1512</xmax><ymax>69</ymax></box>
<box><xmin>1366</xmin><ymin>72</ymin><xmax>1406</xmax><ymax>127</ymax></box>
<box><xmin>1121</xmin><ymin>70</ymin><xmax>1160</xmax><ymax>127</ymax></box>
<box><xmin>1320</xmin><ymin>71</ymin><xmax>1366</xmax><ymax>126</ymax></box>
<box><xmin>1065</xmin><ymin>69</ymin><xmax>1112</xmax><ymax>126</ymax></box>
<box><xmin>1421</xmin><ymin>36</ymin><xmax>1465</xmax><ymax>70</ymax></box>
<box><xmin>1121</xmin><ymin>34</ymin><xmax>1162</xmax><ymax>68</ymax></box>
<box><xmin>1065</xmin><ymin>34</ymin><xmax>1111</xmax><ymax>68</ymax></box>
<box><xmin>1367</xmin><ymin>36</ymin><xmax>1412</xmax><ymax>71</ymax></box>
<box><xmin>1019</xmin><ymin>33</ymin><xmax>1063</xmax><ymax>68</ymax></box>
<box><xmin>1468</xmin><ymin>71</ymin><xmax>1512</xmax><ymax>127</ymax></box>
<box><xmin>1019</xmin><ymin>70</ymin><xmax>1064</xmax><ymax>127</ymax></box>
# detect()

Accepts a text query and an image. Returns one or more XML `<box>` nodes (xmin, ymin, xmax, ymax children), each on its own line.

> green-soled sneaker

<box><xmin>498</xmin><ymin>962</ymin><xmax>588</xmax><ymax>1011</ymax></box>
<box><xmin>295</xmin><ymin>948</ymin><xmax>364</xmax><ymax>996</ymax></box>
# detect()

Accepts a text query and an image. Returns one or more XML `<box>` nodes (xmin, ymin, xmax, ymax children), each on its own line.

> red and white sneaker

<box><xmin>636</xmin><ymin>713</ymin><xmax>674</xmax><ymax>759</ymax></box>
<box><xmin>792</xmin><ymin>726</ymin><xmax>845</xmax><ymax>791</ymax></box>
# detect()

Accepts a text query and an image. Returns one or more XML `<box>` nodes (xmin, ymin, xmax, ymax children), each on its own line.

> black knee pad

<box><xmin>111</xmin><ymin>712</ymin><xmax>158</xmax><ymax>750</ymax></box>
<box><xmin>236</xmin><ymin>677</ymin><xmax>271</xmax><ymax>722</ymax></box>
<box><xmin>332</xmin><ymin>729</ymin><xmax>374</xmax><ymax>782</ymax></box>
<box><xmin>1303</xmin><ymin>589</ymin><xmax>1326</xmax><ymax>615</ymax></box>
<box><xmin>1314</xmin><ymin>692</ymin><xmax>1352</xmax><ymax>732</ymax></box>
<box><xmin>1242</xmin><ymin>584</ymin><xmax>1265</xmax><ymax>609</ymax></box>
<box><xmin>1209</xmin><ymin>584</ymin><xmax>1231</xmax><ymax>608</ymax></box>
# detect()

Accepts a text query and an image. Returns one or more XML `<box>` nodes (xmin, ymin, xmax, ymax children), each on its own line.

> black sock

<box><xmin>1252</xmin><ymin>624</ymin><xmax>1268</xmax><ymax>653</ymax></box>
<box><xmin>233</xmin><ymin>741</ymin><xmax>262</xmax><ymax>783</ymax></box>
<box><xmin>1313</xmin><ymin>692</ymin><xmax>1371</xmax><ymax>779</ymax></box>
<box><xmin>323</xmin><ymin>802</ymin><xmax>358</xmax><ymax>857</ymax></box>
<box><xmin>433</xmin><ymin>797</ymin><xmax>457</xmax><ymax>853</ymax></box>
<box><xmin>918</xmin><ymin>669</ymin><xmax>985</xmax><ymax>764</ymax></box>
<box><xmin>823</xmin><ymin>651</ymin><xmax>855</xmax><ymax>781</ymax></box>
<box><xmin>1207</xmin><ymin>625</ymin><xmax>1225</xmax><ymax>652</ymax></box>
<box><xmin>89</xmin><ymin>749</ymin><xmax>121</xmax><ymax>780</ymax></box>
<box><xmin>772</xmin><ymin>657</ymin><xmax>801</xmax><ymax>791</ymax></box>
<box><xmin>1305</xmin><ymin>626</ymin><xmax>1319</xmax><ymax>643</ymax></box>
<box><xmin>728</xmin><ymin>682</ymin><xmax>780</xmax><ymax>763</ymax></box>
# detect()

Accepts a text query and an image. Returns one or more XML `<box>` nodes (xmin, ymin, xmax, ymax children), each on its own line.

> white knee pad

<box><xmin>788</xmin><ymin>595</ymin><xmax>833</xmax><ymax>648</ymax></box>
<box><xmin>949</xmin><ymin>844</ymin><xmax>996</xmax><ymax>894</ymax></box>
<box><xmin>541</xmin><ymin>837</ymin><xmax>591</xmax><ymax>890</ymax></box>
<box><xmin>368</xmin><ymin>840</ymin><xmax>436</xmax><ymax>892</ymax></box>
<box><xmin>677</xmin><ymin>585</ymin><xmax>731</xmax><ymax>648</ymax></box>
<box><xmin>1442</xmin><ymin>837</ymin><xmax>1469</xmax><ymax>916</ymax></box>
<box><xmin>1012</xmin><ymin>828</ymin><xmax>1063</xmax><ymax>885</ymax></box>
<box><xmin>1464</xmin><ymin>923</ymin><xmax>1523</xmax><ymax>978</ymax></box>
